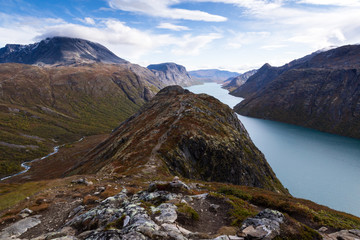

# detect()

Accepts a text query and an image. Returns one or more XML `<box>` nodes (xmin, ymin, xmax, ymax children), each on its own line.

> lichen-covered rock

<box><xmin>240</xmin><ymin>209</ymin><xmax>284</xmax><ymax>240</ymax></box>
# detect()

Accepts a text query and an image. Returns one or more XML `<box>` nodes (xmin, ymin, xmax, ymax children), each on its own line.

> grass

<box><xmin>0</xmin><ymin>181</ymin><xmax>48</xmax><ymax>211</ymax></box>
<box><xmin>209</xmin><ymin>183</ymin><xmax>360</xmax><ymax>231</ymax></box>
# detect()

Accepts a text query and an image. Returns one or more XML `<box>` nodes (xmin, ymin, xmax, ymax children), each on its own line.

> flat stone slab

<box><xmin>0</xmin><ymin>215</ymin><xmax>41</xmax><ymax>239</ymax></box>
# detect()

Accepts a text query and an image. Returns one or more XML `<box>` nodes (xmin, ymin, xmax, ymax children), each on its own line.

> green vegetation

<box><xmin>0</xmin><ymin>181</ymin><xmax>47</xmax><ymax>211</ymax></box>
<box><xmin>211</xmin><ymin>183</ymin><xmax>360</xmax><ymax>231</ymax></box>
<box><xmin>105</xmin><ymin>214</ymin><xmax>127</xmax><ymax>230</ymax></box>
<box><xmin>0</xmin><ymin>62</ymin><xmax>166</xmax><ymax>178</ymax></box>
<box><xmin>176</xmin><ymin>202</ymin><xmax>200</xmax><ymax>221</ymax></box>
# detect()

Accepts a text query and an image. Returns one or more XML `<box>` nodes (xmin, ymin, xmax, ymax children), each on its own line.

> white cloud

<box><xmin>298</xmin><ymin>0</ymin><xmax>360</xmax><ymax>7</ymax></box>
<box><xmin>171</xmin><ymin>33</ymin><xmax>222</xmax><ymax>55</ymax></box>
<box><xmin>227</xmin><ymin>31</ymin><xmax>270</xmax><ymax>49</ymax></box>
<box><xmin>157</xmin><ymin>23</ymin><xmax>190</xmax><ymax>31</ymax></box>
<box><xmin>0</xmin><ymin>12</ymin><xmax>221</xmax><ymax>63</ymax></box>
<box><xmin>107</xmin><ymin>0</ymin><xmax>227</xmax><ymax>22</ymax></box>
<box><xmin>77</xmin><ymin>17</ymin><xmax>96</xmax><ymax>25</ymax></box>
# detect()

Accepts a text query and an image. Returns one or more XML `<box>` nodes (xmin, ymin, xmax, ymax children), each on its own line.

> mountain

<box><xmin>233</xmin><ymin>44</ymin><xmax>360</xmax><ymax>139</ymax></box>
<box><xmin>2</xmin><ymin>87</ymin><xmax>360</xmax><ymax>240</ymax></box>
<box><xmin>189</xmin><ymin>69</ymin><xmax>240</xmax><ymax>83</ymax></box>
<box><xmin>70</xmin><ymin>85</ymin><xmax>286</xmax><ymax>193</ymax></box>
<box><xmin>223</xmin><ymin>69</ymin><xmax>257</xmax><ymax>91</ymax></box>
<box><xmin>0</xmin><ymin>36</ymin><xmax>128</xmax><ymax>66</ymax></box>
<box><xmin>147</xmin><ymin>62</ymin><xmax>196</xmax><ymax>87</ymax></box>
<box><xmin>0</xmin><ymin>62</ymin><xmax>163</xmax><ymax>178</ymax></box>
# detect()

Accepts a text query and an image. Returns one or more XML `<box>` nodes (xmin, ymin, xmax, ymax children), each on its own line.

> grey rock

<box><xmin>68</xmin><ymin>205</ymin><xmax>85</xmax><ymax>219</ymax></box>
<box><xmin>85</xmin><ymin>230</ymin><xmax>122</xmax><ymax>240</ymax></box>
<box><xmin>241</xmin><ymin>209</ymin><xmax>284</xmax><ymax>239</ymax></box>
<box><xmin>154</xmin><ymin>203</ymin><xmax>178</xmax><ymax>224</ymax></box>
<box><xmin>0</xmin><ymin>215</ymin><xmax>41</xmax><ymax>238</ymax></box>
<box><xmin>209</xmin><ymin>204</ymin><xmax>220</xmax><ymax>213</ymax></box>
<box><xmin>20</xmin><ymin>208</ymin><xmax>33</xmax><ymax>215</ymax></box>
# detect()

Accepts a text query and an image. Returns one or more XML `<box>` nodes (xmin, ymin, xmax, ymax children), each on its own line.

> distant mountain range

<box><xmin>233</xmin><ymin>44</ymin><xmax>360</xmax><ymax>139</ymax></box>
<box><xmin>0</xmin><ymin>36</ymin><xmax>128</xmax><ymax>66</ymax></box>
<box><xmin>189</xmin><ymin>69</ymin><xmax>240</xmax><ymax>83</ymax></box>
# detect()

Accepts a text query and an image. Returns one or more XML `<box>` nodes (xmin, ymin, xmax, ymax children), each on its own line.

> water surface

<box><xmin>187</xmin><ymin>83</ymin><xmax>360</xmax><ymax>217</ymax></box>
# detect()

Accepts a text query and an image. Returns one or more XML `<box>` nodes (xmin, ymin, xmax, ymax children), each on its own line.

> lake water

<box><xmin>187</xmin><ymin>83</ymin><xmax>360</xmax><ymax>217</ymax></box>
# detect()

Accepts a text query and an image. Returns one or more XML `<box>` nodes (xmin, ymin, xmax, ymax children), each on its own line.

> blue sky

<box><xmin>1</xmin><ymin>0</ymin><xmax>360</xmax><ymax>72</ymax></box>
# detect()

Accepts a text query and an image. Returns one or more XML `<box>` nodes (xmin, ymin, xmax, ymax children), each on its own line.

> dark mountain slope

<box><xmin>0</xmin><ymin>36</ymin><xmax>128</xmax><ymax>65</ymax></box>
<box><xmin>147</xmin><ymin>62</ymin><xmax>196</xmax><ymax>86</ymax></box>
<box><xmin>0</xmin><ymin>63</ymin><xmax>163</xmax><ymax>178</ymax></box>
<box><xmin>71</xmin><ymin>86</ymin><xmax>287</xmax><ymax>194</ymax></box>
<box><xmin>233</xmin><ymin>45</ymin><xmax>360</xmax><ymax>138</ymax></box>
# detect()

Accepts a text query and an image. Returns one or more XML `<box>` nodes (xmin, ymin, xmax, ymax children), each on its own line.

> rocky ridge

<box><xmin>232</xmin><ymin>44</ymin><xmax>360</xmax><ymax>138</ymax></box>
<box><xmin>70</xmin><ymin>85</ymin><xmax>286</xmax><ymax>194</ymax></box>
<box><xmin>147</xmin><ymin>63</ymin><xmax>196</xmax><ymax>87</ymax></box>
<box><xmin>0</xmin><ymin>37</ymin><xmax>128</xmax><ymax>66</ymax></box>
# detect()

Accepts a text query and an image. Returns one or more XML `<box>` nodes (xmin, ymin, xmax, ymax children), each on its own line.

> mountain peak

<box><xmin>0</xmin><ymin>36</ymin><xmax>128</xmax><ymax>66</ymax></box>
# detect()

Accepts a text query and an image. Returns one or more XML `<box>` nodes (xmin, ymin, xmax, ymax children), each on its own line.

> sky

<box><xmin>0</xmin><ymin>0</ymin><xmax>360</xmax><ymax>72</ymax></box>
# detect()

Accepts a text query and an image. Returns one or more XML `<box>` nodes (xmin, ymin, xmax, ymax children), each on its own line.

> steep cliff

<box><xmin>71</xmin><ymin>85</ymin><xmax>286</xmax><ymax>194</ymax></box>
<box><xmin>147</xmin><ymin>62</ymin><xmax>196</xmax><ymax>87</ymax></box>
<box><xmin>233</xmin><ymin>45</ymin><xmax>360</xmax><ymax>138</ymax></box>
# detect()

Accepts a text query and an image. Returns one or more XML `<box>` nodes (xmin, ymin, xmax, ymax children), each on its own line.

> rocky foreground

<box><xmin>1</xmin><ymin>177</ymin><xmax>360</xmax><ymax>240</ymax></box>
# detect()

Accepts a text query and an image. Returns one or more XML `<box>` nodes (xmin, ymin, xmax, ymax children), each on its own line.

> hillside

<box><xmin>68</xmin><ymin>85</ymin><xmax>286</xmax><ymax>193</ymax></box>
<box><xmin>189</xmin><ymin>69</ymin><xmax>240</xmax><ymax>83</ymax></box>
<box><xmin>233</xmin><ymin>45</ymin><xmax>360</xmax><ymax>139</ymax></box>
<box><xmin>223</xmin><ymin>69</ymin><xmax>257</xmax><ymax>91</ymax></box>
<box><xmin>0</xmin><ymin>37</ymin><xmax>128</xmax><ymax>66</ymax></box>
<box><xmin>0</xmin><ymin>63</ymin><xmax>163</xmax><ymax>178</ymax></box>
<box><xmin>147</xmin><ymin>62</ymin><xmax>196</xmax><ymax>87</ymax></box>
<box><xmin>1</xmin><ymin>87</ymin><xmax>360</xmax><ymax>240</ymax></box>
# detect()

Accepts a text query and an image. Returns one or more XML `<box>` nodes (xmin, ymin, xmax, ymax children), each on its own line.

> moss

<box><xmin>227</xmin><ymin>196</ymin><xmax>257</xmax><ymax>226</ymax></box>
<box><xmin>176</xmin><ymin>203</ymin><xmax>200</xmax><ymax>221</ymax></box>
<box><xmin>105</xmin><ymin>214</ymin><xmax>127</xmax><ymax>230</ymax></box>
<box><xmin>218</xmin><ymin>186</ymin><xmax>252</xmax><ymax>201</ymax></box>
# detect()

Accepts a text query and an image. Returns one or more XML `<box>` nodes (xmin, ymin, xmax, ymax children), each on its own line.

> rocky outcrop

<box><xmin>233</xmin><ymin>45</ymin><xmax>360</xmax><ymax>139</ymax></box>
<box><xmin>189</xmin><ymin>69</ymin><xmax>240</xmax><ymax>83</ymax></box>
<box><xmin>147</xmin><ymin>63</ymin><xmax>196</xmax><ymax>87</ymax></box>
<box><xmin>71</xmin><ymin>85</ymin><xmax>286</xmax><ymax>194</ymax></box>
<box><xmin>0</xmin><ymin>36</ymin><xmax>128</xmax><ymax>66</ymax></box>
<box><xmin>223</xmin><ymin>69</ymin><xmax>257</xmax><ymax>91</ymax></box>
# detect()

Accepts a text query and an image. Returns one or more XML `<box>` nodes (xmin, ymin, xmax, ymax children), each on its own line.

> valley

<box><xmin>1</xmin><ymin>36</ymin><xmax>360</xmax><ymax>240</ymax></box>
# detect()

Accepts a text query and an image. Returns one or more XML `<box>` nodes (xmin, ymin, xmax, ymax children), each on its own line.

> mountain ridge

<box><xmin>0</xmin><ymin>36</ymin><xmax>128</xmax><ymax>66</ymax></box>
<box><xmin>233</xmin><ymin>44</ymin><xmax>360</xmax><ymax>139</ymax></box>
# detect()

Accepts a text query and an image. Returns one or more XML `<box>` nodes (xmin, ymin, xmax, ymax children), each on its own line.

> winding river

<box><xmin>0</xmin><ymin>137</ymin><xmax>84</xmax><ymax>181</ymax></box>
<box><xmin>187</xmin><ymin>83</ymin><xmax>360</xmax><ymax>217</ymax></box>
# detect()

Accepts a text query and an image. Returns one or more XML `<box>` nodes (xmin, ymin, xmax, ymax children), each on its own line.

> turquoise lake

<box><xmin>187</xmin><ymin>82</ymin><xmax>360</xmax><ymax>217</ymax></box>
